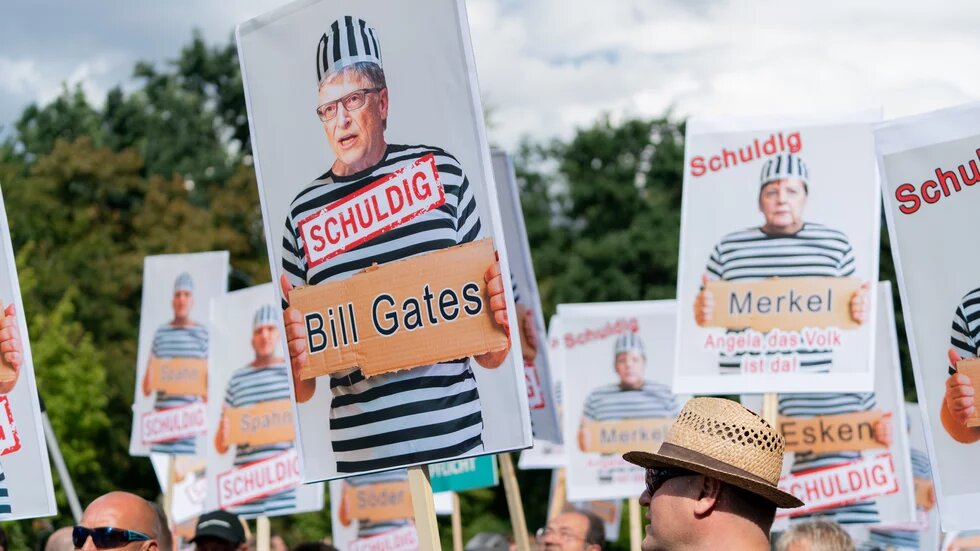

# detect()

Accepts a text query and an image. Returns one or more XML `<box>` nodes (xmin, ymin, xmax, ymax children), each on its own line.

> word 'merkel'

<box><xmin>729</xmin><ymin>287</ymin><xmax>834</xmax><ymax>315</ymax></box>
<box><xmin>304</xmin><ymin>281</ymin><xmax>484</xmax><ymax>352</ymax></box>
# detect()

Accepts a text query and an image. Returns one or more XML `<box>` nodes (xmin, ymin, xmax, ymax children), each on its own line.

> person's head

<box><xmin>189</xmin><ymin>510</ymin><xmax>246</xmax><ymax>551</ymax></box>
<box><xmin>623</xmin><ymin>397</ymin><xmax>804</xmax><ymax>551</ymax></box>
<box><xmin>44</xmin><ymin>526</ymin><xmax>74</xmax><ymax>551</ymax></box>
<box><xmin>613</xmin><ymin>333</ymin><xmax>645</xmax><ymax>390</ymax></box>
<box><xmin>172</xmin><ymin>273</ymin><xmax>193</xmax><ymax>320</ymax></box>
<box><xmin>315</xmin><ymin>17</ymin><xmax>389</xmax><ymax>176</ymax></box>
<box><xmin>250</xmin><ymin>304</ymin><xmax>281</xmax><ymax>360</ymax></box>
<box><xmin>774</xmin><ymin>520</ymin><xmax>855</xmax><ymax>551</ymax></box>
<box><xmin>148</xmin><ymin>502</ymin><xmax>172</xmax><ymax>551</ymax></box>
<box><xmin>75</xmin><ymin>491</ymin><xmax>163</xmax><ymax>551</ymax></box>
<box><xmin>269</xmin><ymin>534</ymin><xmax>287</xmax><ymax>551</ymax></box>
<box><xmin>535</xmin><ymin>510</ymin><xmax>604</xmax><ymax>551</ymax></box>
<box><xmin>758</xmin><ymin>153</ymin><xmax>809</xmax><ymax>236</ymax></box>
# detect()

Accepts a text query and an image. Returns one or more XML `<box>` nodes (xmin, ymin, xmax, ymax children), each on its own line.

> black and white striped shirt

<box><xmin>780</xmin><ymin>392</ymin><xmax>879</xmax><ymax>525</ymax></box>
<box><xmin>951</xmin><ymin>287</ymin><xmax>980</xmax><ymax>365</ymax></box>
<box><xmin>705</xmin><ymin>223</ymin><xmax>855</xmax><ymax>374</ymax></box>
<box><xmin>283</xmin><ymin>144</ymin><xmax>484</xmax><ymax>473</ymax></box>
<box><xmin>223</xmin><ymin>363</ymin><xmax>296</xmax><ymax>517</ymax></box>
<box><xmin>150</xmin><ymin>322</ymin><xmax>209</xmax><ymax>455</ymax></box>
<box><xmin>582</xmin><ymin>382</ymin><xmax>680</xmax><ymax>421</ymax></box>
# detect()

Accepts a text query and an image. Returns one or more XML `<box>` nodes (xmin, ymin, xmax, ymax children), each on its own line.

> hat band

<box><xmin>656</xmin><ymin>442</ymin><xmax>777</xmax><ymax>487</ymax></box>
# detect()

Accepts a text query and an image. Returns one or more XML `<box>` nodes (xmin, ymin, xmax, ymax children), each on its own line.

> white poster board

<box><xmin>519</xmin><ymin>315</ymin><xmax>567</xmax><ymax>470</ymax></box>
<box><xmin>149</xmin><ymin>454</ymin><xmax>206</xmax><ymax>524</ymax></box>
<box><xmin>237</xmin><ymin>0</ymin><xmax>532</xmax><ymax>483</ymax></box>
<box><xmin>204</xmin><ymin>284</ymin><xmax>324</xmax><ymax>518</ymax></box>
<box><xmin>492</xmin><ymin>149</ymin><xmax>560</xmax><ymax>443</ymax></box>
<box><xmin>329</xmin><ymin>470</ymin><xmax>419</xmax><ymax>551</ymax></box>
<box><xmin>560</xmin><ymin>300</ymin><xmax>689</xmax><ymax>501</ymax></box>
<box><xmin>876</xmin><ymin>101</ymin><xmax>980</xmax><ymax>531</ymax></box>
<box><xmin>130</xmin><ymin>252</ymin><xmax>229</xmax><ymax>457</ymax></box>
<box><xmin>0</xmin><ymin>185</ymin><xmax>56</xmax><ymax>519</ymax></box>
<box><xmin>675</xmin><ymin>113</ymin><xmax>881</xmax><ymax>394</ymax></box>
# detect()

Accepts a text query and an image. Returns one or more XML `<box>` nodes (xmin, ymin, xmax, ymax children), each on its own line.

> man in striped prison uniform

<box><xmin>214</xmin><ymin>305</ymin><xmax>296</xmax><ymax>517</ymax></box>
<box><xmin>280</xmin><ymin>16</ymin><xmax>510</xmax><ymax>474</ymax></box>
<box><xmin>942</xmin><ymin>287</ymin><xmax>980</xmax><ymax>443</ymax></box>
<box><xmin>864</xmin><ymin>445</ymin><xmax>933</xmax><ymax>550</ymax></box>
<box><xmin>577</xmin><ymin>333</ymin><xmax>681</xmax><ymax>484</ymax></box>
<box><xmin>780</xmin><ymin>392</ymin><xmax>888</xmax><ymax>525</ymax></box>
<box><xmin>338</xmin><ymin>469</ymin><xmax>415</xmax><ymax>541</ymax></box>
<box><xmin>0</xmin><ymin>304</ymin><xmax>25</xmax><ymax>516</ymax></box>
<box><xmin>693</xmin><ymin>153</ymin><xmax>870</xmax><ymax>375</ymax></box>
<box><xmin>141</xmin><ymin>272</ymin><xmax>209</xmax><ymax>455</ymax></box>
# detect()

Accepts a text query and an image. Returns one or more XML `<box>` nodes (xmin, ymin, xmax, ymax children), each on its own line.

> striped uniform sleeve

<box><xmin>582</xmin><ymin>392</ymin><xmax>600</xmax><ymax>421</ymax></box>
<box><xmin>224</xmin><ymin>371</ymin><xmax>238</xmax><ymax>409</ymax></box>
<box><xmin>837</xmin><ymin>240</ymin><xmax>856</xmax><ymax>276</ymax></box>
<box><xmin>446</xmin><ymin>154</ymin><xmax>481</xmax><ymax>244</ymax></box>
<box><xmin>951</xmin><ymin>289</ymin><xmax>980</xmax><ymax>367</ymax></box>
<box><xmin>281</xmin><ymin>213</ymin><xmax>308</xmax><ymax>308</ymax></box>
<box><xmin>705</xmin><ymin>243</ymin><xmax>724</xmax><ymax>281</ymax></box>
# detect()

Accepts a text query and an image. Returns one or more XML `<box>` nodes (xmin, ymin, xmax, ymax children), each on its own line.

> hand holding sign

<box><xmin>849</xmin><ymin>282</ymin><xmax>871</xmax><ymax>324</ymax></box>
<box><xmin>873</xmin><ymin>412</ymin><xmax>893</xmax><ymax>447</ymax></box>
<box><xmin>0</xmin><ymin>303</ymin><xmax>22</xmax><ymax>394</ymax></box>
<box><xmin>941</xmin><ymin>349</ymin><xmax>980</xmax><ymax>443</ymax></box>
<box><xmin>281</xmin><ymin>274</ymin><xmax>316</xmax><ymax>404</ymax></box>
<box><xmin>473</xmin><ymin>258</ymin><xmax>511</xmax><ymax>369</ymax></box>
<box><xmin>694</xmin><ymin>274</ymin><xmax>714</xmax><ymax>327</ymax></box>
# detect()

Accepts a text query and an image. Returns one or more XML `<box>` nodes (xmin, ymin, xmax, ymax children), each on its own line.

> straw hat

<box><xmin>623</xmin><ymin>397</ymin><xmax>804</xmax><ymax>508</ymax></box>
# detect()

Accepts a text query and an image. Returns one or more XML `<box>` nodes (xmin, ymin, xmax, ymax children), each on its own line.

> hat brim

<box><xmin>624</xmin><ymin>443</ymin><xmax>804</xmax><ymax>509</ymax></box>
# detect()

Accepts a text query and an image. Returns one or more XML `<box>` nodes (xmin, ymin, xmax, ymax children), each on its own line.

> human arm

<box><xmin>0</xmin><ymin>304</ymin><xmax>21</xmax><ymax>395</ymax></box>
<box><xmin>694</xmin><ymin>273</ymin><xmax>714</xmax><ymax>326</ymax></box>
<box><xmin>849</xmin><ymin>282</ymin><xmax>871</xmax><ymax>325</ymax></box>
<box><xmin>214</xmin><ymin>407</ymin><xmax>231</xmax><ymax>454</ymax></box>
<box><xmin>280</xmin><ymin>274</ymin><xmax>317</xmax><ymax>403</ymax></box>
<box><xmin>474</xmin><ymin>260</ymin><xmax>511</xmax><ymax>369</ymax></box>
<box><xmin>942</xmin><ymin>347</ymin><xmax>980</xmax><ymax>443</ymax></box>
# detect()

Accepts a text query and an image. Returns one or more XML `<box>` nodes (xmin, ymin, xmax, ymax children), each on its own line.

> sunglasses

<box><xmin>645</xmin><ymin>467</ymin><xmax>696</xmax><ymax>495</ymax></box>
<box><xmin>72</xmin><ymin>526</ymin><xmax>151</xmax><ymax>549</ymax></box>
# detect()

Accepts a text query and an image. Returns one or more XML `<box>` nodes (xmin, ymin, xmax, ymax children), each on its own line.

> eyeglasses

<box><xmin>72</xmin><ymin>526</ymin><xmax>152</xmax><ymax>549</ymax></box>
<box><xmin>315</xmin><ymin>88</ymin><xmax>383</xmax><ymax>122</ymax></box>
<box><xmin>535</xmin><ymin>526</ymin><xmax>594</xmax><ymax>545</ymax></box>
<box><xmin>645</xmin><ymin>467</ymin><xmax>696</xmax><ymax>496</ymax></box>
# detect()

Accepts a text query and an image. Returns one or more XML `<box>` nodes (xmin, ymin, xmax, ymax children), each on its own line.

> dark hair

<box><xmin>323</xmin><ymin>62</ymin><xmax>387</xmax><ymax>91</ymax></box>
<box><xmin>560</xmin><ymin>508</ymin><xmax>605</xmax><ymax>549</ymax></box>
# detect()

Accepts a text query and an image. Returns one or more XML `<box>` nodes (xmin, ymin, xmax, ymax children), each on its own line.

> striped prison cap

<box><xmin>759</xmin><ymin>153</ymin><xmax>809</xmax><ymax>187</ymax></box>
<box><xmin>174</xmin><ymin>272</ymin><xmax>193</xmax><ymax>293</ymax></box>
<box><xmin>316</xmin><ymin>16</ymin><xmax>383</xmax><ymax>85</ymax></box>
<box><xmin>614</xmin><ymin>332</ymin><xmax>645</xmax><ymax>357</ymax></box>
<box><xmin>253</xmin><ymin>304</ymin><xmax>278</xmax><ymax>330</ymax></box>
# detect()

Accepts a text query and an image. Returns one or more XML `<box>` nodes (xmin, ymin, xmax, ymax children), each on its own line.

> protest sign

<box><xmin>204</xmin><ymin>284</ymin><xmax>323</xmax><ymax>518</ymax></box>
<box><xmin>150</xmin><ymin>454</ymin><xmax>206</xmax><ymax>524</ymax></box>
<box><xmin>0</xmin><ymin>185</ymin><xmax>57</xmax><ymax>519</ymax></box>
<box><xmin>237</xmin><ymin>0</ymin><xmax>532</xmax><ymax>482</ymax></box>
<box><xmin>519</xmin><ymin>316</ymin><xmax>567</xmax><ymax>470</ymax></box>
<box><xmin>129</xmin><ymin>251</ymin><xmax>228</xmax><ymax>457</ymax></box>
<box><xmin>492</xmin><ymin>149</ymin><xmax>561</xmax><ymax>443</ymax></box>
<box><xmin>429</xmin><ymin>455</ymin><xmax>498</xmax><ymax>494</ymax></box>
<box><xmin>330</xmin><ymin>470</ymin><xmax>419</xmax><ymax>551</ymax></box>
<box><xmin>753</xmin><ymin>283</ymin><xmax>914</xmax><ymax>528</ymax></box>
<box><xmin>561</xmin><ymin>300</ymin><xmax>689</xmax><ymax>501</ymax></box>
<box><xmin>675</xmin><ymin>114</ymin><xmax>881</xmax><ymax>394</ymax></box>
<box><xmin>876</xmin><ymin>102</ymin><xmax>980</xmax><ymax>531</ymax></box>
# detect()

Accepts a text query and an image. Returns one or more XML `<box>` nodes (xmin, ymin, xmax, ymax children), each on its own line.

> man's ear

<box><xmin>692</xmin><ymin>476</ymin><xmax>723</xmax><ymax>517</ymax></box>
<box><xmin>378</xmin><ymin>87</ymin><xmax>389</xmax><ymax>123</ymax></box>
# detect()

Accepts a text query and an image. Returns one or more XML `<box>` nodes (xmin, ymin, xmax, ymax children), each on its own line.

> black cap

<box><xmin>190</xmin><ymin>510</ymin><xmax>246</xmax><ymax>544</ymax></box>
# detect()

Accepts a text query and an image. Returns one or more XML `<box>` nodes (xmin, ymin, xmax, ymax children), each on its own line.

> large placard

<box><xmin>876</xmin><ymin>101</ymin><xmax>980</xmax><ymax>531</ymax></box>
<box><xmin>674</xmin><ymin>114</ymin><xmax>880</xmax><ymax>394</ymax></box>
<box><xmin>561</xmin><ymin>300</ymin><xmax>689</xmax><ymax>501</ymax></box>
<box><xmin>330</xmin><ymin>470</ymin><xmax>419</xmax><ymax>551</ymax></box>
<box><xmin>238</xmin><ymin>0</ymin><xmax>532</xmax><ymax>482</ymax></box>
<box><xmin>204</xmin><ymin>284</ymin><xmax>323</xmax><ymax>518</ymax></box>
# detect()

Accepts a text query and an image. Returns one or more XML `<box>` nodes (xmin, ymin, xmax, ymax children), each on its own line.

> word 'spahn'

<box><xmin>703</xmin><ymin>277</ymin><xmax>861</xmax><ymax>332</ymax></box>
<box><xmin>289</xmin><ymin>239</ymin><xmax>509</xmax><ymax>379</ymax></box>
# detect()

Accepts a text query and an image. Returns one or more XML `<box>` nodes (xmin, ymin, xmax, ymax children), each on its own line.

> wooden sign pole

<box><xmin>256</xmin><ymin>516</ymin><xmax>270</xmax><ymax>551</ymax></box>
<box><xmin>408</xmin><ymin>465</ymin><xmax>443</xmax><ymax>551</ymax></box>
<box><xmin>499</xmin><ymin>453</ymin><xmax>531</xmax><ymax>551</ymax></box>
<box><xmin>762</xmin><ymin>393</ymin><xmax>779</xmax><ymax>427</ymax></box>
<box><xmin>629</xmin><ymin>497</ymin><xmax>642</xmax><ymax>551</ymax></box>
<box><xmin>163</xmin><ymin>456</ymin><xmax>177</xmax><ymax>522</ymax></box>
<box><xmin>451</xmin><ymin>493</ymin><xmax>463</xmax><ymax>551</ymax></box>
<box><xmin>547</xmin><ymin>468</ymin><xmax>567</xmax><ymax>520</ymax></box>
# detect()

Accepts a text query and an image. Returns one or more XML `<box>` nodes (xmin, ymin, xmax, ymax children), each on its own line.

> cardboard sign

<box><xmin>0</xmin><ymin>396</ymin><xmax>20</xmax><ymax>456</ymax></box>
<box><xmin>777</xmin><ymin>452</ymin><xmax>899</xmax><ymax>518</ymax></box>
<box><xmin>216</xmin><ymin>449</ymin><xmax>301</xmax><ymax>508</ymax></box>
<box><xmin>703</xmin><ymin>277</ymin><xmax>861</xmax><ymax>332</ymax></box>
<box><xmin>289</xmin><ymin>239</ymin><xmax>509</xmax><ymax>379</ymax></box>
<box><xmin>955</xmin><ymin>358</ymin><xmax>980</xmax><ymax>427</ymax></box>
<box><xmin>226</xmin><ymin>399</ymin><xmax>295</xmax><ymax>446</ymax></box>
<box><xmin>429</xmin><ymin>455</ymin><xmax>497</xmax><ymax>493</ymax></box>
<box><xmin>147</xmin><ymin>357</ymin><xmax>208</xmax><ymax>396</ymax></box>
<box><xmin>915</xmin><ymin>477</ymin><xmax>935</xmax><ymax>511</ymax></box>
<box><xmin>344</xmin><ymin>480</ymin><xmax>413</xmax><ymax>523</ymax></box>
<box><xmin>141</xmin><ymin>403</ymin><xmax>208</xmax><ymax>445</ymax></box>
<box><xmin>350</xmin><ymin>525</ymin><xmax>418</xmax><ymax>551</ymax></box>
<box><xmin>779</xmin><ymin>410</ymin><xmax>888</xmax><ymax>454</ymax></box>
<box><xmin>580</xmin><ymin>418</ymin><xmax>674</xmax><ymax>455</ymax></box>
<box><xmin>585</xmin><ymin>500</ymin><xmax>617</xmax><ymax>524</ymax></box>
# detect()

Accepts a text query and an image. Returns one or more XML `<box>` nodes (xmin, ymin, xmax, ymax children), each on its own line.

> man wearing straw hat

<box><xmin>624</xmin><ymin>397</ymin><xmax>804</xmax><ymax>550</ymax></box>
<box><xmin>279</xmin><ymin>16</ymin><xmax>510</xmax><ymax>474</ymax></box>
<box><xmin>577</xmin><ymin>332</ymin><xmax>680</xmax><ymax>452</ymax></box>
<box><xmin>141</xmin><ymin>272</ymin><xmax>209</xmax><ymax>455</ymax></box>
<box><xmin>214</xmin><ymin>304</ymin><xmax>297</xmax><ymax>516</ymax></box>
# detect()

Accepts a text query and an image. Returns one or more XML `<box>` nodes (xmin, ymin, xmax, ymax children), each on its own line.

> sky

<box><xmin>2</xmin><ymin>1</ymin><xmax>980</xmax><ymax>149</ymax></box>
